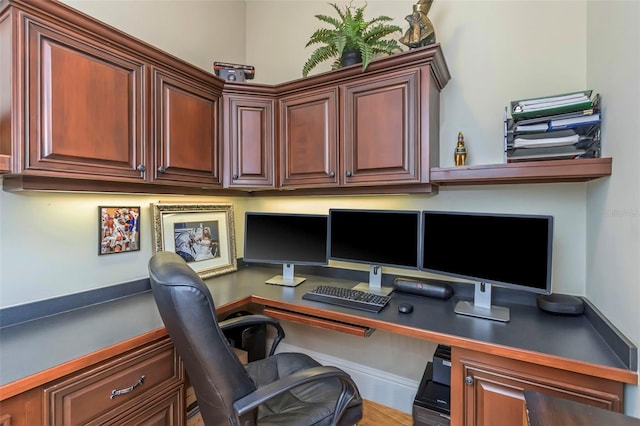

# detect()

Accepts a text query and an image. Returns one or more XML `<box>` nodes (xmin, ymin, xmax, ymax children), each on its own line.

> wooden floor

<box><xmin>358</xmin><ymin>399</ymin><xmax>413</xmax><ymax>426</ymax></box>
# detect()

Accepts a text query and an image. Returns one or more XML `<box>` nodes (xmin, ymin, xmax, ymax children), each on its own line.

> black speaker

<box><xmin>393</xmin><ymin>277</ymin><xmax>454</xmax><ymax>300</ymax></box>
<box><xmin>536</xmin><ymin>293</ymin><xmax>585</xmax><ymax>315</ymax></box>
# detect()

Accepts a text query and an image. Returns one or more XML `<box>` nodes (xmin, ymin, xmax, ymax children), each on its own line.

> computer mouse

<box><xmin>398</xmin><ymin>303</ymin><xmax>414</xmax><ymax>314</ymax></box>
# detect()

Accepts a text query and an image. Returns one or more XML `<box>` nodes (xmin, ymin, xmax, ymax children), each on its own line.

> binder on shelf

<box><xmin>549</xmin><ymin>112</ymin><xmax>600</xmax><ymax>130</ymax></box>
<box><xmin>512</xmin><ymin>94</ymin><xmax>600</xmax><ymax>126</ymax></box>
<box><xmin>507</xmin><ymin>121</ymin><xmax>600</xmax><ymax>142</ymax></box>
<box><xmin>511</xmin><ymin>90</ymin><xmax>593</xmax><ymax>119</ymax></box>
<box><xmin>514</xmin><ymin>91</ymin><xmax>590</xmax><ymax>108</ymax></box>
<box><xmin>513</xmin><ymin>113</ymin><xmax>601</xmax><ymax>133</ymax></box>
<box><xmin>504</xmin><ymin>100</ymin><xmax>601</xmax><ymax>163</ymax></box>
<box><xmin>507</xmin><ymin>145</ymin><xmax>588</xmax><ymax>162</ymax></box>
<box><xmin>513</xmin><ymin>131</ymin><xmax>580</xmax><ymax>149</ymax></box>
<box><xmin>515</xmin><ymin>122</ymin><xmax>549</xmax><ymax>133</ymax></box>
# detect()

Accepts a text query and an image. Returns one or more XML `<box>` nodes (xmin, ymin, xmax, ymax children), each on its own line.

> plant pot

<box><xmin>340</xmin><ymin>50</ymin><xmax>362</xmax><ymax>68</ymax></box>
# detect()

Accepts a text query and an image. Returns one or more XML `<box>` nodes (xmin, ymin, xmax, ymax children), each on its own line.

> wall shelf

<box><xmin>430</xmin><ymin>157</ymin><xmax>612</xmax><ymax>186</ymax></box>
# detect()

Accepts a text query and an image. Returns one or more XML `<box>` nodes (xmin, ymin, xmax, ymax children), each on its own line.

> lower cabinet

<box><xmin>0</xmin><ymin>388</ymin><xmax>43</xmax><ymax>426</ymax></box>
<box><xmin>450</xmin><ymin>348</ymin><xmax>624</xmax><ymax>426</ymax></box>
<box><xmin>41</xmin><ymin>336</ymin><xmax>184</xmax><ymax>426</ymax></box>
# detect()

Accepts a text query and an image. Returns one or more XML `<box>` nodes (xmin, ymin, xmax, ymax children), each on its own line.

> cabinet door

<box><xmin>342</xmin><ymin>69</ymin><xmax>421</xmax><ymax>186</ymax></box>
<box><xmin>224</xmin><ymin>95</ymin><xmax>275</xmax><ymax>188</ymax></box>
<box><xmin>24</xmin><ymin>16</ymin><xmax>146</xmax><ymax>180</ymax></box>
<box><xmin>451</xmin><ymin>348</ymin><xmax>623</xmax><ymax>426</ymax></box>
<box><xmin>1</xmin><ymin>11</ymin><xmax>11</xmax><ymax>173</ymax></box>
<box><xmin>279</xmin><ymin>88</ymin><xmax>338</xmax><ymax>188</ymax></box>
<box><xmin>152</xmin><ymin>68</ymin><xmax>221</xmax><ymax>187</ymax></box>
<box><xmin>0</xmin><ymin>388</ymin><xmax>43</xmax><ymax>426</ymax></box>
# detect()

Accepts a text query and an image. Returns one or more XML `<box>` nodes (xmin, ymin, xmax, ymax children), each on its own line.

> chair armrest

<box><xmin>232</xmin><ymin>366</ymin><xmax>360</xmax><ymax>425</ymax></box>
<box><xmin>219</xmin><ymin>314</ymin><xmax>285</xmax><ymax>356</ymax></box>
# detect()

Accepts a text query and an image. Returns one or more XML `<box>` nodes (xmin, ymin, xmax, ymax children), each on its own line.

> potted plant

<box><xmin>302</xmin><ymin>2</ymin><xmax>403</xmax><ymax>78</ymax></box>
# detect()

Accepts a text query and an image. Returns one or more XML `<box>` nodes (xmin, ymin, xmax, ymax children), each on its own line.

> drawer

<box><xmin>104</xmin><ymin>385</ymin><xmax>184</xmax><ymax>426</ymax></box>
<box><xmin>44</xmin><ymin>338</ymin><xmax>183</xmax><ymax>426</ymax></box>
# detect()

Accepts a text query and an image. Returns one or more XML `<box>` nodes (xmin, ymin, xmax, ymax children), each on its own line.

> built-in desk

<box><xmin>0</xmin><ymin>265</ymin><xmax>637</xmax><ymax>426</ymax></box>
<box><xmin>208</xmin><ymin>268</ymin><xmax>635</xmax><ymax>379</ymax></box>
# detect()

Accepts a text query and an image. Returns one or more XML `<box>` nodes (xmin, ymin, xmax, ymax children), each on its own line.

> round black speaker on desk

<box><xmin>536</xmin><ymin>294</ymin><xmax>585</xmax><ymax>315</ymax></box>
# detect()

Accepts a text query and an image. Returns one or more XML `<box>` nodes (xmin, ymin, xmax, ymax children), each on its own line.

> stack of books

<box><xmin>504</xmin><ymin>91</ymin><xmax>601</xmax><ymax>163</ymax></box>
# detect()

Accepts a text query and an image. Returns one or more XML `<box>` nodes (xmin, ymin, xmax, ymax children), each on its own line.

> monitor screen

<box><xmin>244</xmin><ymin>212</ymin><xmax>329</xmax><ymax>266</ymax></box>
<box><xmin>329</xmin><ymin>209</ymin><xmax>420</xmax><ymax>269</ymax></box>
<box><xmin>421</xmin><ymin>211</ymin><xmax>553</xmax><ymax>294</ymax></box>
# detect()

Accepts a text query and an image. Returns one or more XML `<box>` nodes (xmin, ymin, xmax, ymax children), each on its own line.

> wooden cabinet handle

<box><xmin>136</xmin><ymin>164</ymin><xmax>146</xmax><ymax>172</ymax></box>
<box><xmin>465</xmin><ymin>375</ymin><xmax>474</xmax><ymax>385</ymax></box>
<box><xmin>232</xmin><ymin>174</ymin><xmax>238</xmax><ymax>180</ymax></box>
<box><xmin>157</xmin><ymin>166</ymin><xmax>166</xmax><ymax>173</ymax></box>
<box><xmin>329</xmin><ymin>171</ymin><xmax>335</xmax><ymax>178</ymax></box>
<box><xmin>110</xmin><ymin>375</ymin><xmax>145</xmax><ymax>399</ymax></box>
<box><xmin>345</xmin><ymin>171</ymin><xmax>352</xmax><ymax>177</ymax></box>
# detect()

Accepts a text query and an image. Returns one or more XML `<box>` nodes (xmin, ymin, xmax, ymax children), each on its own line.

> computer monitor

<box><xmin>329</xmin><ymin>209</ymin><xmax>420</xmax><ymax>295</ymax></box>
<box><xmin>421</xmin><ymin>211</ymin><xmax>553</xmax><ymax>322</ymax></box>
<box><xmin>244</xmin><ymin>212</ymin><xmax>329</xmax><ymax>286</ymax></box>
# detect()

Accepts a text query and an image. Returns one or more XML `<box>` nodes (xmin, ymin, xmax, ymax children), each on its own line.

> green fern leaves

<box><xmin>302</xmin><ymin>3</ymin><xmax>402</xmax><ymax>78</ymax></box>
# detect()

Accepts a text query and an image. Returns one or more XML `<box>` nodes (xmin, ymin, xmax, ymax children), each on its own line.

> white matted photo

<box><xmin>152</xmin><ymin>203</ymin><xmax>237</xmax><ymax>279</ymax></box>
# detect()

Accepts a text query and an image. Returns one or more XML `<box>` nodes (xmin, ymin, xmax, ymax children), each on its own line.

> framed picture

<box><xmin>99</xmin><ymin>206</ymin><xmax>141</xmax><ymax>255</ymax></box>
<box><xmin>151</xmin><ymin>203</ymin><xmax>237</xmax><ymax>279</ymax></box>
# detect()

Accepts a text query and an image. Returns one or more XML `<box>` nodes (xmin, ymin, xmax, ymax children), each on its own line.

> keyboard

<box><xmin>302</xmin><ymin>285</ymin><xmax>391</xmax><ymax>313</ymax></box>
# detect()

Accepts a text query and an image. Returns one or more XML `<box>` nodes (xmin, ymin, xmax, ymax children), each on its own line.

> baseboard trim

<box><xmin>276</xmin><ymin>341</ymin><xmax>419</xmax><ymax>414</ymax></box>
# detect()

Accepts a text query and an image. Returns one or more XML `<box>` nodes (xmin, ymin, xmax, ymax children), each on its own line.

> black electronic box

<box><xmin>413</xmin><ymin>345</ymin><xmax>452</xmax><ymax>426</ymax></box>
<box><xmin>432</xmin><ymin>345</ymin><xmax>452</xmax><ymax>386</ymax></box>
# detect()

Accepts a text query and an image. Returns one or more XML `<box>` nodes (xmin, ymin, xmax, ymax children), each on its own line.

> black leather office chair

<box><xmin>148</xmin><ymin>251</ymin><xmax>363</xmax><ymax>426</ymax></box>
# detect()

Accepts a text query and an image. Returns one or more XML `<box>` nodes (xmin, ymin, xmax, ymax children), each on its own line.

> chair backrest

<box><xmin>148</xmin><ymin>251</ymin><xmax>256</xmax><ymax>425</ymax></box>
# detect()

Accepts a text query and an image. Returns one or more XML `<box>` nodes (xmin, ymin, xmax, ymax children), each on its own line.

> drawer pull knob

<box><xmin>110</xmin><ymin>375</ymin><xmax>145</xmax><ymax>399</ymax></box>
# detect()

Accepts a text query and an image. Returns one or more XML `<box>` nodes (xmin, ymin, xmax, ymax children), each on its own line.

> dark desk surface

<box><xmin>204</xmin><ymin>267</ymin><xmax>636</xmax><ymax>383</ymax></box>
<box><xmin>525</xmin><ymin>390</ymin><xmax>640</xmax><ymax>425</ymax></box>
<box><xmin>0</xmin><ymin>266</ymin><xmax>637</xmax><ymax>395</ymax></box>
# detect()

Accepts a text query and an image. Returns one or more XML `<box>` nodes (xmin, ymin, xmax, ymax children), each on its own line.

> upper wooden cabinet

<box><xmin>0</xmin><ymin>0</ymin><xmax>612</xmax><ymax>194</ymax></box>
<box><xmin>152</xmin><ymin>67</ymin><xmax>222</xmax><ymax>187</ymax></box>
<box><xmin>0</xmin><ymin>6</ymin><xmax>11</xmax><ymax>174</ymax></box>
<box><xmin>271</xmin><ymin>46</ymin><xmax>448</xmax><ymax>193</ymax></box>
<box><xmin>0</xmin><ymin>0</ymin><xmax>226</xmax><ymax>194</ymax></box>
<box><xmin>342</xmin><ymin>68</ymin><xmax>423</xmax><ymax>186</ymax></box>
<box><xmin>223</xmin><ymin>92</ymin><xmax>276</xmax><ymax>188</ymax></box>
<box><xmin>19</xmin><ymin>11</ymin><xmax>147</xmax><ymax>182</ymax></box>
<box><xmin>279</xmin><ymin>87</ymin><xmax>339</xmax><ymax>188</ymax></box>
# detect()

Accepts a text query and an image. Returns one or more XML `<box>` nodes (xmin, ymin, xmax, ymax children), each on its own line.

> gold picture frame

<box><xmin>151</xmin><ymin>203</ymin><xmax>237</xmax><ymax>279</ymax></box>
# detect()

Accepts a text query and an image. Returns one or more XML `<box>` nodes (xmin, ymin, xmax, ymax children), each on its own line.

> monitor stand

<box><xmin>265</xmin><ymin>263</ymin><xmax>305</xmax><ymax>287</ymax></box>
<box><xmin>351</xmin><ymin>265</ymin><xmax>393</xmax><ymax>296</ymax></box>
<box><xmin>454</xmin><ymin>282</ymin><xmax>510</xmax><ymax>322</ymax></box>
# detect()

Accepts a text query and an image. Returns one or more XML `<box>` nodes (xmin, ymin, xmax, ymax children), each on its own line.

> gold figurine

<box><xmin>399</xmin><ymin>0</ymin><xmax>436</xmax><ymax>49</ymax></box>
<box><xmin>454</xmin><ymin>132</ymin><xmax>468</xmax><ymax>166</ymax></box>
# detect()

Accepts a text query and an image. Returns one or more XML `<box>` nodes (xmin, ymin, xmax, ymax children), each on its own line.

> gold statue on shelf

<box><xmin>399</xmin><ymin>0</ymin><xmax>436</xmax><ymax>49</ymax></box>
<box><xmin>454</xmin><ymin>132</ymin><xmax>468</xmax><ymax>166</ymax></box>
